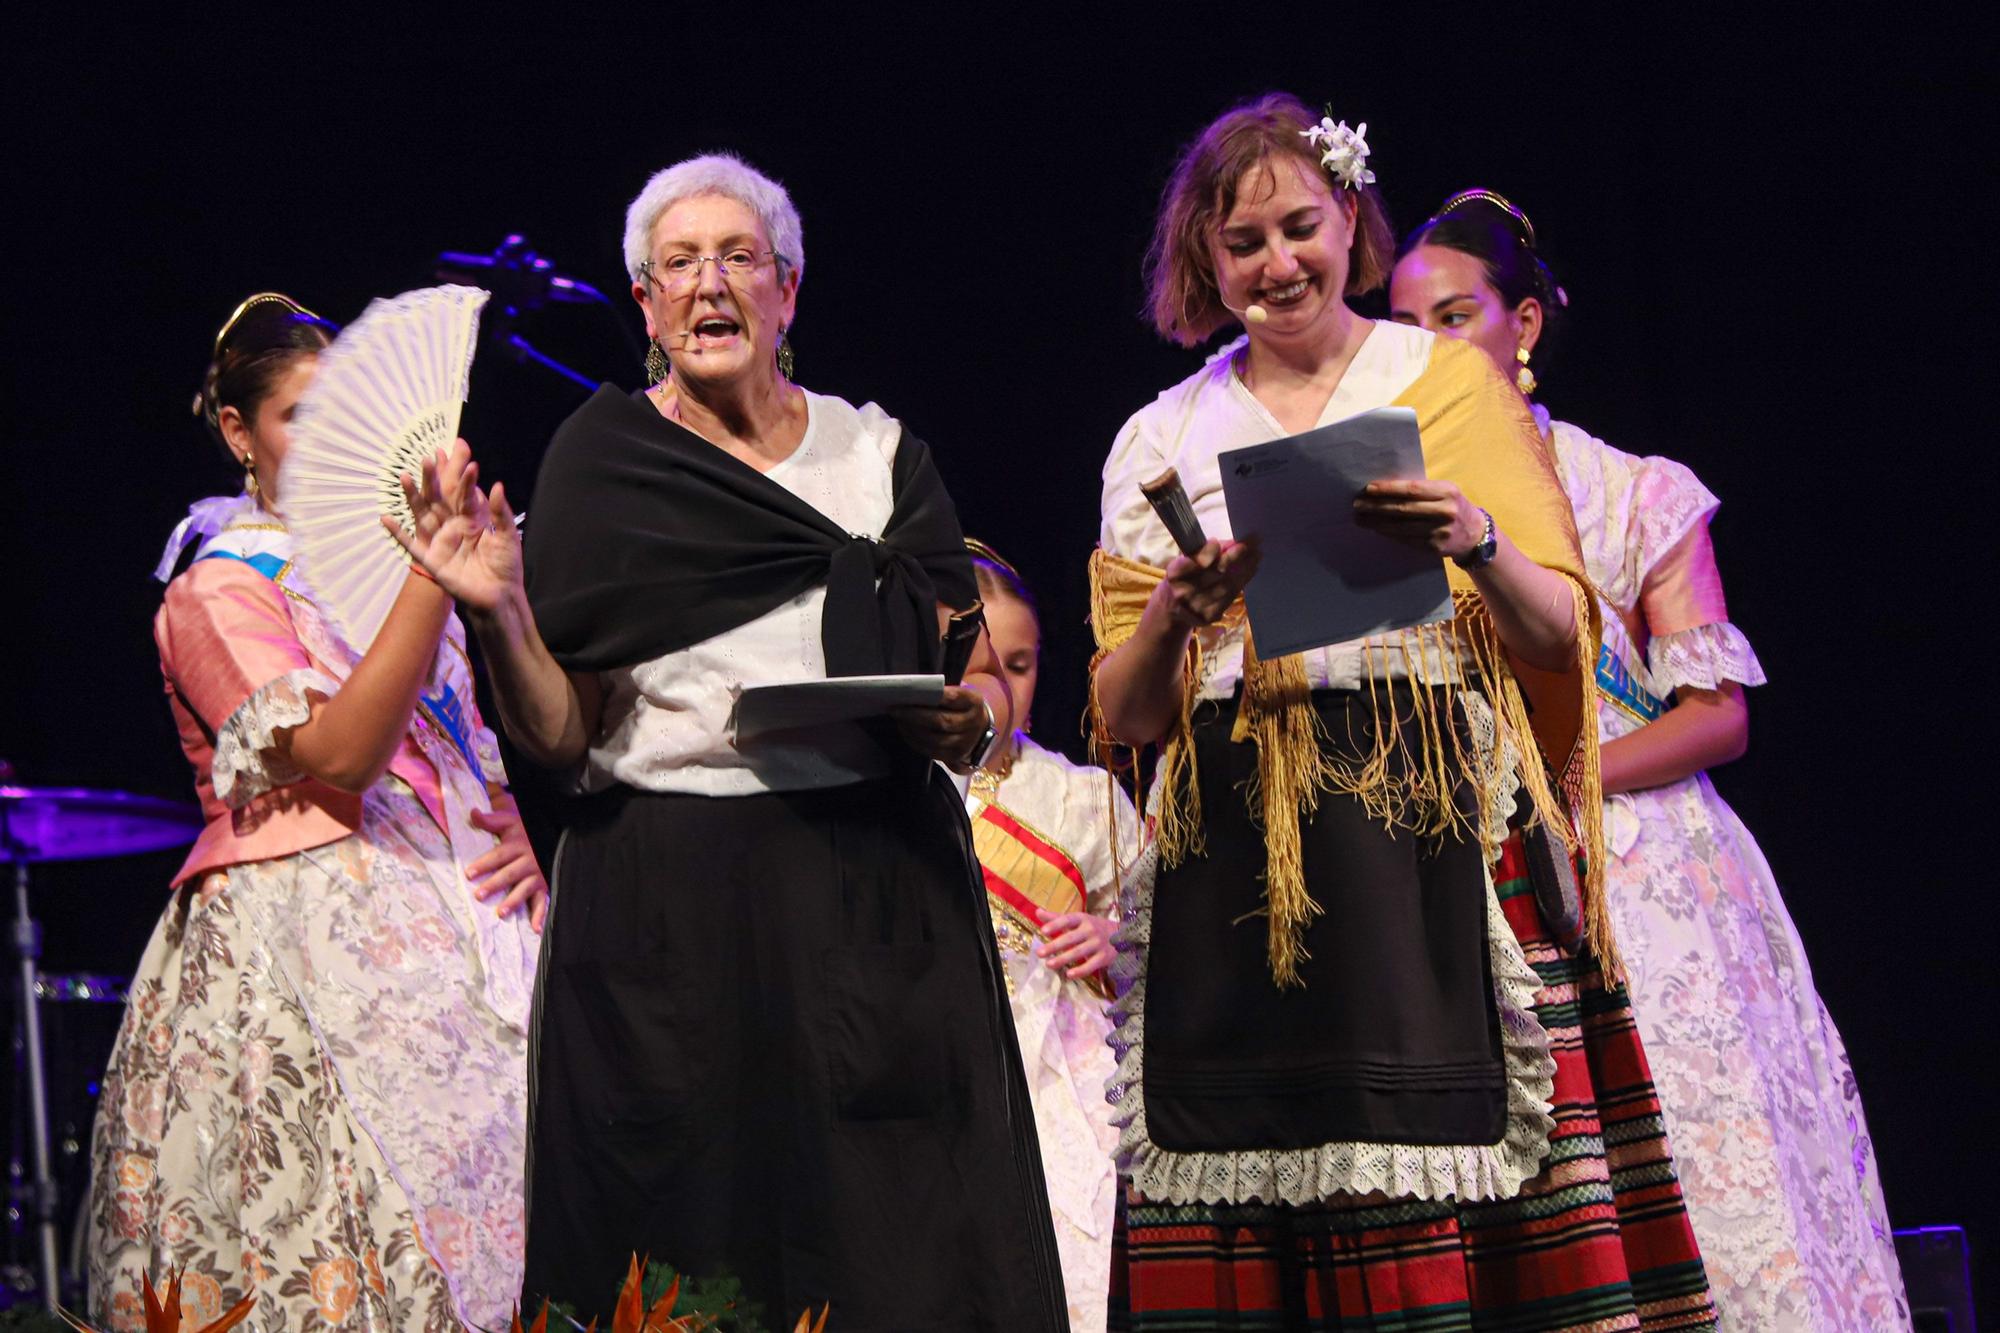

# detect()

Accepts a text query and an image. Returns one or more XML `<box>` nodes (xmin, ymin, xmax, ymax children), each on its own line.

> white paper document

<box><xmin>733</xmin><ymin>674</ymin><xmax>945</xmax><ymax>743</ymax></box>
<box><xmin>1218</xmin><ymin>406</ymin><xmax>1454</xmax><ymax>658</ymax></box>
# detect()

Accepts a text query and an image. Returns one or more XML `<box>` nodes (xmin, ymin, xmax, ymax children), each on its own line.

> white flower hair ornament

<box><xmin>1302</xmin><ymin>117</ymin><xmax>1376</xmax><ymax>189</ymax></box>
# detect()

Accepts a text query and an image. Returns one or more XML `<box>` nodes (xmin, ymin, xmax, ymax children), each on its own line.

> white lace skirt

<box><xmin>995</xmin><ymin>942</ymin><xmax>1119</xmax><ymax>1333</ymax></box>
<box><xmin>1604</xmin><ymin>770</ymin><xmax>1910</xmax><ymax>1331</ymax></box>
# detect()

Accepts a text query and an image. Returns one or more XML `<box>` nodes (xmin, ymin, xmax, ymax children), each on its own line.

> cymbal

<box><xmin>0</xmin><ymin>786</ymin><xmax>202</xmax><ymax>864</ymax></box>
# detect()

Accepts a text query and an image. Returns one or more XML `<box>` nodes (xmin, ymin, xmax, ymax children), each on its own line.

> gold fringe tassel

<box><xmin>1234</xmin><ymin>628</ymin><xmax>1335</xmax><ymax>986</ymax></box>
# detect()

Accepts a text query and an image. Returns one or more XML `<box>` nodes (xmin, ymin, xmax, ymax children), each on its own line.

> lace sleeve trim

<box><xmin>1648</xmin><ymin>621</ymin><xmax>1767</xmax><ymax>694</ymax></box>
<box><xmin>211</xmin><ymin>667</ymin><xmax>341</xmax><ymax>809</ymax></box>
<box><xmin>1103</xmin><ymin>720</ymin><xmax>1558</xmax><ymax>1206</ymax></box>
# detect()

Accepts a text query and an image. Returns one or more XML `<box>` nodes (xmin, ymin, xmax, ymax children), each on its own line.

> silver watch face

<box><xmin>968</xmin><ymin>724</ymin><xmax>998</xmax><ymax>767</ymax></box>
<box><xmin>1457</xmin><ymin>511</ymin><xmax>1497</xmax><ymax>567</ymax></box>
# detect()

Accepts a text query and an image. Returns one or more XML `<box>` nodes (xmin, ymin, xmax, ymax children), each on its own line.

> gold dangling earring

<box><xmin>1515</xmin><ymin>345</ymin><xmax>1537</xmax><ymax>395</ymax></box>
<box><xmin>240</xmin><ymin>454</ymin><xmax>259</xmax><ymax>497</ymax></box>
<box><xmin>644</xmin><ymin>338</ymin><xmax>671</xmax><ymax>386</ymax></box>
<box><xmin>776</xmin><ymin>329</ymin><xmax>795</xmax><ymax>381</ymax></box>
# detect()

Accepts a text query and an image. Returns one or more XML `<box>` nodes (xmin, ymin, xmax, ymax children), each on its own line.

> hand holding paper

<box><xmin>889</xmin><ymin>684</ymin><xmax>998</xmax><ymax>766</ymax></box>
<box><xmin>1352</xmin><ymin>477</ymin><xmax>1488</xmax><ymax>560</ymax></box>
<box><xmin>734</xmin><ymin>674</ymin><xmax>945</xmax><ymax>743</ymax></box>
<box><xmin>1217</xmin><ymin>406</ymin><xmax>1454</xmax><ymax>657</ymax></box>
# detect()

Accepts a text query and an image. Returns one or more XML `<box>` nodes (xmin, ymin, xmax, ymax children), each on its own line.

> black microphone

<box><xmin>433</xmin><ymin>235</ymin><xmax>611</xmax><ymax>312</ymax></box>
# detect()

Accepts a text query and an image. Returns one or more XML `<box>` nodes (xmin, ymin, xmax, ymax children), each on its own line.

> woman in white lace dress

<box><xmin>1391</xmin><ymin>191</ymin><xmax>1911</xmax><ymax>1331</ymax></box>
<box><xmin>962</xmin><ymin>541</ymin><xmax>1139</xmax><ymax>1333</ymax></box>
<box><xmin>87</xmin><ymin>294</ymin><xmax>545</xmax><ymax>1331</ymax></box>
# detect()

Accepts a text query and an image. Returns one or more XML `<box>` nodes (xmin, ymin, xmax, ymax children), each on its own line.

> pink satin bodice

<box><xmin>157</xmin><ymin>558</ymin><xmax>454</xmax><ymax>887</ymax></box>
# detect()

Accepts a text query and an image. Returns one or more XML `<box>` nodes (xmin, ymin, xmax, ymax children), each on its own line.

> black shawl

<box><xmin>525</xmin><ymin>386</ymin><xmax>975</xmax><ymax>675</ymax></box>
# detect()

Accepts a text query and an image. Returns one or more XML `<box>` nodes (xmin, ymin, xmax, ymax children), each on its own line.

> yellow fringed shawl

<box><xmin>1090</xmin><ymin>338</ymin><xmax>1614</xmax><ymax>986</ymax></box>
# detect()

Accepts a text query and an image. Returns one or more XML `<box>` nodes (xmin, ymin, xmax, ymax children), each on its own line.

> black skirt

<box><xmin>1142</xmin><ymin>688</ymin><xmax>1505</xmax><ymax>1153</ymax></box>
<box><xmin>522</xmin><ymin>768</ymin><xmax>1069</xmax><ymax>1332</ymax></box>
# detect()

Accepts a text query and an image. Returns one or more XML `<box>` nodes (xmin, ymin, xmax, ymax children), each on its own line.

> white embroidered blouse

<box><xmin>582</xmin><ymin>391</ymin><xmax>911</xmax><ymax>797</ymax></box>
<box><xmin>1098</xmin><ymin>321</ymin><xmax>1461</xmax><ymax>699</ymax></box>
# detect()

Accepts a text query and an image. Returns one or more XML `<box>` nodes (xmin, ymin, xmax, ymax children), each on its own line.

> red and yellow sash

<box><xmin>973</xmin><ymin>801</ymin><xmax>1087</xmax><ymax>928</ymax></box>
<box><xmin>972</xmin><ymin>800</ymin><xmax>1116</xmax><ymax>1001</ymax></box>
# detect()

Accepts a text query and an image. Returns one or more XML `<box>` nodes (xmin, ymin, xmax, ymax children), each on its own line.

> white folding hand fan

<box><xmin>280</xmin><ymin>284</ymin><xmax>489</xmax><ymax>650</ymax></box>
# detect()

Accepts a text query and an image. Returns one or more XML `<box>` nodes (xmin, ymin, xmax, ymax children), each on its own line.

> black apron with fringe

<box><xmin>1142</xmin><ymin>689</ymin><xmax>1505</xmax><ymax>1151</ymax></box>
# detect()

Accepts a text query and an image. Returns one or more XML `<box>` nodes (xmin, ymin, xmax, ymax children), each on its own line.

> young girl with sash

<box><xmin>1093</xmin><ymin>95</ymin><xmax>1719</xmax><ymax>1330</ymax></box>
<box><xmin>964</xmin><ymin>540</ymin><xmax>1140</xmax><ymax>1333</ymax></box>
<box><xmin>88</xmin><ymin>295</ymin><xmax>544</xmax><ymax>1331</ymax></box>
<box><xmin>1392</xmin><ymin>190</ymin><xmax>1910</xmax><ymax>1331</ymax></box>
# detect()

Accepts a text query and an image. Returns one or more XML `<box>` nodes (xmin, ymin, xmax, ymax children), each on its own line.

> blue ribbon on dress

<box><xmin>193</xmin><ymin>549</ymin><xmax>291</xmax><ymax>582</ymax></box>
<box><xmin>197</xmin><ymin>546</ymin><xmax>484</xmax><ymax>781</ymax></box>
<box><xmin>155</xmin><ymin>495</ymin><xmax>258</xmax><ymax>581</ymax></box>
<box><xmin>1596</xmin><ymin>643</ymin><xmax>1667</xmax><ymax>725</ymax></box>
<box><xmin>418</xmin><ymin>680</ymin><xmax>484</xmax><ymax>779</ymax></box>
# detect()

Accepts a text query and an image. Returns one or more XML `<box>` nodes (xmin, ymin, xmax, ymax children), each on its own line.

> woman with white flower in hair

<box><xmin>1392</xmin><ymin>189</ymin><xmax>1910</xmax><ymax>1331</ymax></box>
<box><xmin>1093</xmin><ymin>93</ymin><xmax>1719</xmax><ymax>1328</ymax></box>
<box><xmin>396</xmin><ymin>152</ymin><xmax>1069</xmax><ymax>1328</ymax></box>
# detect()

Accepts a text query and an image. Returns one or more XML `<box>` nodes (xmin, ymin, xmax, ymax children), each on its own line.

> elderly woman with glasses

<box><xmin>397</xmin><ymin>153</ymin><xmax>1069</xmax><ymax>1329</ymax></box>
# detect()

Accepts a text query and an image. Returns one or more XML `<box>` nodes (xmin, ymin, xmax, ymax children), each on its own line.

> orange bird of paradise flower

<box><xmin>509</xmin><ymin>1254</ymin><xmax>829</xmax><ymax>1333</ymax></box>
<box><xmin>59</xmin><ymin>1269</ymin><xmax>255</xmax><ymax>1333</ymax></box>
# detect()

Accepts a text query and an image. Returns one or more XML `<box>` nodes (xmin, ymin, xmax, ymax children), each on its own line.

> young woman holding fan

<box><xmin>86</xmin><ymin>294</ymin><xmax>544</xmax><ymax>1332</ymax></box>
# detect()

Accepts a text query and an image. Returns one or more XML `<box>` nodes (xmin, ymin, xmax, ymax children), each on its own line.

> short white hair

<box><xmin>622</xmin><ymin>153</ymin><xmax>804</xmax><ymax>283</ymax></box>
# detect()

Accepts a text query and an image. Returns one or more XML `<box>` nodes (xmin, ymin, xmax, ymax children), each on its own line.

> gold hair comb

<box><xmin>964</xmin><ymin>537</ymin><xmax>1023</xmax><ymax>583</ymax></box>
<box><xmin>208</xmin><ymin>291</ymin><xmax>319</xmax><ymax>359</ymax></box>
<box><xmin>1433</xmin><ymin>188</ymin><xmax>1536</xmax><ymax>248</ymax></box>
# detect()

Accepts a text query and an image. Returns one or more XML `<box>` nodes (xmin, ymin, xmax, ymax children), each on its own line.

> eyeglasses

<box><xmin>638</xmin><ymin>248</ymin><xmax>784</xmax><ymax>295</ymax></box>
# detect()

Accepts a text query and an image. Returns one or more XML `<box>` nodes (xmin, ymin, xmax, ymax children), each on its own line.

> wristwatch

<box><xmin>1453</xmin><ymin>508</ymin><xmax>1498</xmax><ymax>570</ymax></box>
<box><xmin>962</xmin><ymin>697</ymin><xmax>1000</xmax><ymax>771</ymax></box>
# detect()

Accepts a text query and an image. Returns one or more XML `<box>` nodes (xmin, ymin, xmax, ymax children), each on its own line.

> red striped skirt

<box><xmin>1110</xmin><ymin>835</ymin><xmax>1718</xmax><ymax>1332</ymax></box>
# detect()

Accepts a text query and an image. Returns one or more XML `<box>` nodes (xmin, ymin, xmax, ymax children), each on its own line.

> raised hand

<box><xmin>385</xmin><ymin>439</ymin><xmax>524</xmax><ymax>611</ymax></box>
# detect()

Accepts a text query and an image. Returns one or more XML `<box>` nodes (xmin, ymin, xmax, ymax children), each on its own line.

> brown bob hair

<box><xmin>1144</xmin><ymin>92</ymin><xmax>1394</xmax><ymax>347</ymax></box>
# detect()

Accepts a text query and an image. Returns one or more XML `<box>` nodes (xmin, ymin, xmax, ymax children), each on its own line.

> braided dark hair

<box><xmin>194</xmin><ymin>293</ymin><xmax>337</xmax><ymax>463</ymax></box>
<box><xmin>1398</xmin><ymin>189</ymin><xmax>1566</xmax><ymax>359</ymax></box>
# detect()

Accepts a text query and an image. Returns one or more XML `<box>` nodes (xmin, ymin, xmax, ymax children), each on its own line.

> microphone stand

<box><xmin>496</xmin><ymin>331</ymin><xmax>599</xmax><ymax>393</ymax></box>
<box><xmin>435</xmin><ymin>235</ymin><xmax>639</xmax><ymax>392</ymax></box>
<box><xmin>0</xmin><ymin>805</ymin><xmax>59</xmax><ymax>1309</ymax></box>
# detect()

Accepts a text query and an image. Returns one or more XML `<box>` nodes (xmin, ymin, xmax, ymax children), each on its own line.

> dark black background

<box><xmin>3</xmin><ymin>10</ymin><xmax>1987</xmax><ymax>1307</ymax></box>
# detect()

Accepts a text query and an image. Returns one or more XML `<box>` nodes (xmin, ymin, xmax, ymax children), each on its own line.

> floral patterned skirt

<box><xmin>87</xmin><ymin>781</ymin><xmax>530</xmax><ymax>1331</ymax></box>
